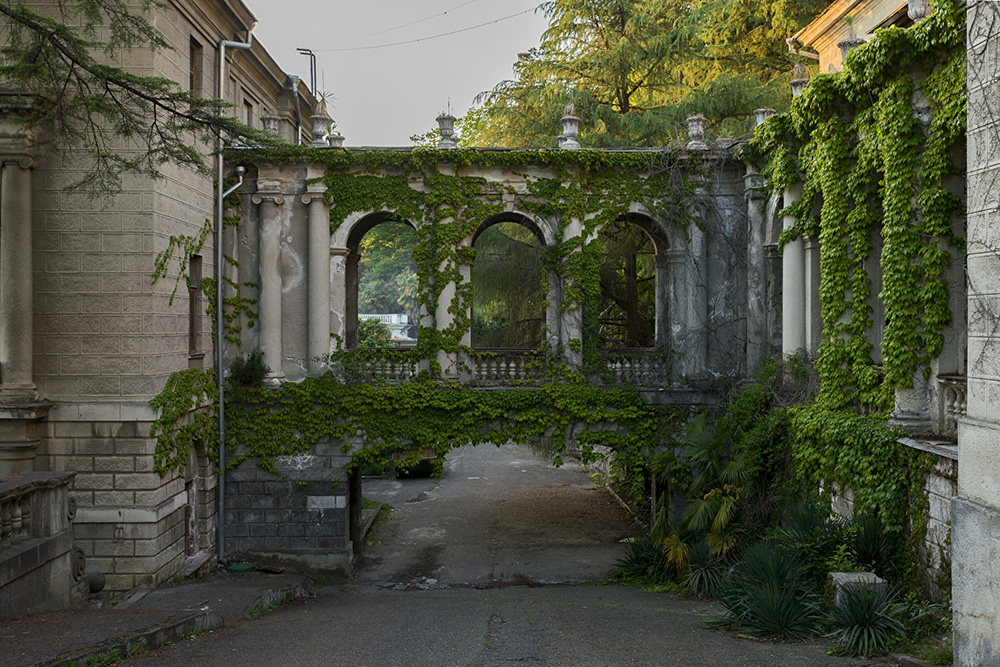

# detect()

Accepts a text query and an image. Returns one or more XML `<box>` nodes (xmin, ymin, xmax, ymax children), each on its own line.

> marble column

<box><xmin>803</xmin><ymin>235</ymin><xmax>823</xmax><ymax>357</ymax></box>
<box><xmin>329</xmin><ymin>247</ymin><xmax>348</xmax><ymax>349</ymax></box>
<box><xmin>745</xmin><ymin>166</ymin><xmax>767</xmax><ymax>373</ymax></box>
<box><xmin>781</xmin><ymin>183</ymin><xmax>806</xmax><ymax>356</ymax></box>
<box><xmin>252</xmin><ymin>184</ymin><xmax>285</xmax><ymax>384</ymax></box>
<box><xmin>686</xmin><ymin>188</ymin><xmax>709</xmax><ymax>377</ymax></box>
<box><xmin>0</xmin><ymin>158</ymin><xmax>36</xmax><ymax>401</ymax></box>
<box><xmin>303</xmin><ymin>187</ymin><xmax>331</xmax><ymax>375</ymax></box>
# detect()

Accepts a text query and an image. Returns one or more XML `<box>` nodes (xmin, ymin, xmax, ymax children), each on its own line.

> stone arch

<box><xmin>589</xmin><ymin>210</ymin><xmax>667</xmax><ymax>349</ymax></box>
<box><xmin>469</xmin><ymin>211</ymin><xmax>552</xmax><ymax>349</ymax></box>
<box><xmin>339</xmin><ymin>211</ymin><xmax>420</xmax><ymax>349</ymax></box>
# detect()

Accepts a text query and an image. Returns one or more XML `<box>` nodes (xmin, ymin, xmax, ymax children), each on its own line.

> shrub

<box><xmin>358</xmin><ymin>318</ymin><xmax>392</xmax><ymax>348</ymax></box>
<box><xmin>721</xmin><ymin>540</ymin><xmax>822</xmax><ymax>638</ymax></box>
<box><xmin>228</xmin><ymin>348</ymin><xmax>269</xmax><ymax>386</ymax></box>
<box><xmin>685</xmin><ymin>538</ymin><xmax>725</xmax><ymax>597</ymax></box>
<box><xmin>614</xmin><ymin>535</ymin><xmax>674</xmax><ymax>584</ymax></box>
<box><xmin>849</xmin><ymin>510</ymin><xmax>899</xmax><ymax>581</ymax></box>
<box><xmin>775</xmin><ymin>501</ymin><xmax>845</xmax><ymax>588</ymax></box>
<box><xmin>826</xmin><ymin>582</ymin><xmax>905</xmax><ymax>656</ymax></box>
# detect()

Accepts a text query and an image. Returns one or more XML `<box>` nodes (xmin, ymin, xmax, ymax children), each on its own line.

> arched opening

<box><xmin>472</xmin><ymin>218</ymin><xmax>546</xmax><ymax>349</ymax></box>
<box><xmin>346</xmin><ymin>214</ymin><xmax>419</xmax><ymax>349</ymax></box>
<box><xmin>593</xmin><ymin>215</ymin><xmax>658</xmax><ymax>349</ymax></box>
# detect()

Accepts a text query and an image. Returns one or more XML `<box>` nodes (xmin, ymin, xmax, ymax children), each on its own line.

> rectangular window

<box><xmin>244</xmin><ymin>99</ymin><xmax>254</xmax><ymax>127</ymax></box>
<box><xmin>189</xmin><ymin>255</ymin><xmax>202</xmax><ymax>355</ymax></box>
<box><xmin>189</xmin><ymin>38</ymin><xmax>203</xmax><ymax>94</ymax></box>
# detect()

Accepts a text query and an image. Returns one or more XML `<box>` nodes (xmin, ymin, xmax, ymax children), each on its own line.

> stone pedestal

<box><xmin>0</xmin><ymin>403</ymin><xmax>50</xmax><ymax>477</ymax></box>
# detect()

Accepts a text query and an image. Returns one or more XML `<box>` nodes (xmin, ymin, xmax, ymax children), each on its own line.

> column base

<box><xmin>0</xmin><ymin>401</ymin><xmax>51</xmax><ymax>477</ymax></box>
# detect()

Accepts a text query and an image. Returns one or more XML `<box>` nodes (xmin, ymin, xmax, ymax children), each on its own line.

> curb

<box><xmin>41</xmin><ymin>610</ymin><xmax>223</xmax><ymax>667</ymax></box>
<box><xmin>242</xmin><ymin>583</ymin><xmax>309</xmax><ymax>620</ymax></box>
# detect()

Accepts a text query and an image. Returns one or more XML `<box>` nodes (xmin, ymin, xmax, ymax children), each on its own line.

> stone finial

<box><xmin>560</xmin><ymin>112</ymin><xmax>581</xmax><ymax>150</ymax></box>
<box><xmin>327</xmin><ymin>131</ymin><xmax>345</xmax><ymax>148</ymax></box>
<box><xmin>436</xmin><ymin>113</ymin><xmax>458</xmax><ymax>149</ymax></box>
<box><xmin>908</xmin><ymin>0</ymin><xmax>930</xmax><ymax>20</ymax></box>
<box><xmin>791</xmin><ymin>76</ymin><xmax>810</xmax><ymax>98</ymax></box>
<box><xmin>310</xmin><ymin>99</ymin><xmax>333</xmax><ymax>147</ymax></box>
<box><xmin>753</xmin><ymin>108</ymin><xmax>776</xmax><ymax>126</ymax></box>
<box><xmin>793</xmin><ymin>62</ymin><xmax>807</xmax><ymax>79</ymax></box>
<box><xmin>262</xmin><ymin>115</ymin><xmax>281</xmax><ymax>137</ymax></box>
<box><xmin>686</xmin><ymin>114</ymin><xmax>707</xmax><ymax>150</ymax></box>
<box><xmin>838</xmin><ymin>37</ymin><xmax>866</xmax><ymax>63</ymax></box>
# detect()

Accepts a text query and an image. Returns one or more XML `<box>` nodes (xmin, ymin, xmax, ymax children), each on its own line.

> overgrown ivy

<box><xmin>751</xmin><ymin>0</ymin><xmax>965</xmax><ymax>576</ymax></box>
<box><xmin>151</xmin><ymin>145</ymin><xmax>716</xmax><ymax>506</ymax></box>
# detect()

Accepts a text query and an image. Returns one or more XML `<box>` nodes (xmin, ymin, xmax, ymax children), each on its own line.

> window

<box><xmin>244</xmin><ymin>99</ymin><xmax>254</xmax><ymax>127</ymax></box>
<box><xmin>188</xmin><ymin>255</ymin><xmax>202</xmax><ymax>355</ymax></box>
<box><xmin>189</xmin><ymin>38</ymin><xmax>203</xmax><ymax>94</ymax></box>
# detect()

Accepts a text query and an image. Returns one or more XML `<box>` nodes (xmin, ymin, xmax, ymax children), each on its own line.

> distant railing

<box><xmin>469</xmin><ymin>349</ymin><xmax>552</xmax><ymax>386</ymax></box>
<box><xmin>337</xmin><ymin>353</ymin><xmax>420</xmax><ymax>384</ymax></box>
<box><xmin>937</xmin><ymin>374</ymin><xmax>967</xmax><ymax>437</ymax></box>
<box><xmin>597</xmin><ymin>350</ymin><xmax>671</xmax><ymax>387</ymax></box>
<box><xmin>358</xmin><ymin>314</ymin><xmax>409</xmax><ymax>325</ymax></box>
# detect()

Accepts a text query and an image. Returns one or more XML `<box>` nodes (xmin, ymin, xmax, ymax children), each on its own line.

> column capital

<box><xmin>301</xmin><ymin>192</ymin><xmax>329</xmax><ymax>206</ymax></box>
<box><xmin>252</xmin><ymin>192</ymin><xmax>285</xmax><ymax>206</ymax></box>
<box><xmin>0</xmin><ymin>156</ymin><xmax>33</xmax><ymax>169</ymax></box>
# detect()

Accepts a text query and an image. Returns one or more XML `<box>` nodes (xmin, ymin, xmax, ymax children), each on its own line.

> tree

<box><xmin>461</xmin><ymin>0</ymin><xmax>825</xmax><ymax>147</ymax></box>
<box><xmin>0</xmin><ymin>0</ymin><xmax>272</xmax><ymax>194</ymax></box>
<box><xmin>472</xmin><ymin>222</ymin><xmax>545</xmax><ymax>348</ymax></box>
<box><xmin>357</xmin><ymin>222</ymin><xmax>419</xmax><ymax>317</ymax></box>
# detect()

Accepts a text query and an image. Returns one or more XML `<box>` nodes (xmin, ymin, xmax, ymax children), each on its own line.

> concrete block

<box><xmin>62</xmin><ymin>356</ymin><xmax>101</xmax><ymax>375</ymax></box>
<box><xmin>62</xmin><ymin>274</ymin><xmax>102</xmax><ymax>293</ymax></box>
<box><xmin>61</xmin><ymin>315</ymin><xmax>102</xmax><ymax>335</ymax></box>
<box><xmin>953</xmin><ymin>496</ymin><xmax>1000</xmax><ymax>667</ymax></box>
<box><xmin>94</xmin><ymin>491</ymin><xmax>134</xmax><ymax>506</ymax></box>
<box><xmin>93</xmin><ymin>540</ymin><xmax>135</xmax><ymax>557</ymax></box>
<box><xmin>115</xmin><ymin>473</ymin><xmax>161</xmax><ymax>490</ymax></box>
<box><xmin>80</xmin><ymin>376</ymin><xmax>121</xmax><ymax>395</ymax></box>
<box><xmin>94</xmin><ymin>457</ymin><xmax>134</xmax><ymax>473</ymax></box>
<box><xmin>73</xmin><ymin>474</ymin><xmax>114</xmax><ymax>490</ymax></box>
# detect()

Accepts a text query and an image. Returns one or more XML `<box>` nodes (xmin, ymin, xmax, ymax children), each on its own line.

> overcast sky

<box><xmin>244</xmin><ymin>1</ymin><xmax>551</xmax><ymax>146</ymax></box>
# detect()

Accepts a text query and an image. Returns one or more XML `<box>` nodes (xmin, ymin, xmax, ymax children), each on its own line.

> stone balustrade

<box><xmin>0</xmin><ymin>471</ymin><xmax>84</xmax><ymax>618</ymax></box>
<box><xmin>598</xmin><ymin>351</ymin><xmax>672</xmax><ymax>387</ymax></box>
<box><xmin>937</xmin><ymin>374</ymin><xmax>967</xmax><ymax>437</ymax></box>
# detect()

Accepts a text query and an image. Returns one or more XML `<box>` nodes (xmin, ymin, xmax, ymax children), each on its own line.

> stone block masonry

<box><xmin>225</xmin><ymin>436</ymin><xmax>356</xmax><ymax>576</ymax></box>
<box><xmin>39</xmin><ymin>406</ymin><xmax>217</xmax><ymax>597</ymax></box>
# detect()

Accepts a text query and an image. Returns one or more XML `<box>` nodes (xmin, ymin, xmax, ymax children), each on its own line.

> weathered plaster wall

<box><xmin>954</xmin><ymin>3</ymin><xmax>1000</xmax><ymax>663</ymax></box>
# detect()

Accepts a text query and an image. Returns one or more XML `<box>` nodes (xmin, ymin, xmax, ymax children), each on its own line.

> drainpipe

<box><xmin>290</xmin><ymin>75</ymin><xmax>302</xmax><ymax>145</ymax></box>
<box><xmin>216</xmin><ymin>22</ymin><xmax>256</xmax><ymax>564</ymax></box>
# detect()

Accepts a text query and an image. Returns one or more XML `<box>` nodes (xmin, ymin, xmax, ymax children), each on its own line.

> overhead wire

<box><xmin>343</xmin><ymin>0</ymin><xmax>487</xmax><ymax>44</ymax></box>
<box><xmin>314</xmin><ymin>5</ymin><xmax>542</xmax><ymax>52</ymax></box>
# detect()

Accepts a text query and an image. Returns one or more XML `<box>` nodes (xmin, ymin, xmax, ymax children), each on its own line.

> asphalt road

<box><xmin>122</xmin><ymin>443</ymin><xmax>879</xmax><ymax>667</ymax></box>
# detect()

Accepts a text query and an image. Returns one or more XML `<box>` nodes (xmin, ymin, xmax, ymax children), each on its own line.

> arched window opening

<box><xmin>356</xmin><ymin>221</ymin><xmax>418</xmax><ymax>348</ymax></box>
<box><xmin>595</xmin><ymin>218</ymin><xmax>656</xmax><ymax>349</ymax></box>
<box><xmin>472</xmin><ymin>221</ymin><xmax>545</xmax><ymax>349</ymax></box>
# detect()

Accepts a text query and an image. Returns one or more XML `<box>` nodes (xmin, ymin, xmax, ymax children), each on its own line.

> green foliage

<box><xmin>228</xmin><ymin>349</ymin><xmax>269</xmax><ymax>387</ymax></box>
<box><xmin>721</xmin><ymin>540</ymin><xmax>822</xmax><ymax>638</ymax></box>
<box><xmin>826</xmin><ymin>583</ymin><xmax>905</xmax><ymax>657</ymax></box>
<box><xmin>463</xmin><ymin>0</ymin><xmax>826</xmax><ymax>147</ymax></box>
<box><xmin>684</xmin><ymin>538</ymin><xmax>726</xmax><ymax>597</ymax></box>
<box><xmin>0</xmin><ymin>1</ymin><xmax>283</xmax><ymax>195</ymax></box>
<box><xmin>752</xmin><ymin>0</ymin><xmax>965</xmax><ymax>410</ymax></box>
<box><xmin>614</xmin><ymin>535</ymin><xmax>675</xmax><ymax>584</ymax></box>
<box><xmin>357</xmin><ymin>318</ymin><xmax>393</xmax><ymax>349</ymax></box>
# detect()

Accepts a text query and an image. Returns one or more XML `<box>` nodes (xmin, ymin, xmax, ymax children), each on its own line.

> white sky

<box><xmin>245</xmin><ymin>1</ymin><xmax>551</xmax><ymax>146</ymax></box>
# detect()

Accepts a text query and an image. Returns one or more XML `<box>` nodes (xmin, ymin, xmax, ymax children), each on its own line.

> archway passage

<box><xmin>594</xmin><ymin>217</ymin><xmax>657</xmax><ymax>349</ymax></box>
<box><xmin>354</xmin><ymin>220</ymin><xmax>419</xmax><ymax>348</ymax></box>
<box><xmin>472</xmin><ymin>220</ymin><xmax>546</xmax><ymax>349</ymax></box>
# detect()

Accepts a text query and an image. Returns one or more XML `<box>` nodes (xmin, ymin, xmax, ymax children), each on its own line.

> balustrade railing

<box><xmin>0</xmin><ymin>472</ymin><xmax>75</xmax><ymax>553</ymax></box>
<box><xmin>598</xmin><ymin>350</ymin><xmax>672</xmax><ymax>387</ymax></box>
<box><xmin>337</xmin><ymin>353</ymin><xmax>419</xmax><ymax>384</ymax></box>
<box><xmin>937</xmin><ymin>374</ymin><xmax>967</xmax><ymax>438</ymax></box>
<box><xmin>469</xmin><ymin>350</ymin><xmax>552</xmax><ymax>386</ymax></box>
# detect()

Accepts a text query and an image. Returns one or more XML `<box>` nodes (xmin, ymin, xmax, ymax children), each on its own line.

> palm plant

<box><xmin>827</xmin><ymin>582</ymin><xmax>905</xmax><ymax>656</ymax></box>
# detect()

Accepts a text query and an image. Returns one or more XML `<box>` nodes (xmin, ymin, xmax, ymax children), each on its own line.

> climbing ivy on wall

<box><xmin>751</xmin><ymin>0</ymin><xmax>965</xmax><ymax>561</ymax></box>
<box><xmin>151</xmin><ymin>146</ymin><xmax>715</xmax><ymax>509</ymax></box>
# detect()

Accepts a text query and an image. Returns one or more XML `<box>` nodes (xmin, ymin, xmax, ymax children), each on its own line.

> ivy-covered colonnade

<box><xmin>226</xmin><ymin>145</ymin><xmax>758</xmax><ymax>388</ymax></box>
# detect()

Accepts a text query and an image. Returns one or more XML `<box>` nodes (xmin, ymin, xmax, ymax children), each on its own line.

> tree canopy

<box><xmin>460</xmin><ymin>0</ymin><xmax>826</xmax><ymax>147</ymax></box>
<box><xmin>0</xmin><ymin>0</ymin><xmax>273</xmax><ymax>194</ymax></box>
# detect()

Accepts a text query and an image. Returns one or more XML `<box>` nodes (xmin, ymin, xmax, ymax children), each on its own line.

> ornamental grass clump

<box><xmin>720</xmin><ymin>540</ymin><xmax>822</xmax><ymax>638</ymax></box>
<box><xmin>826</xmin><ymin>582</ymin><xmax>905</xmax><ymax>656</ymax></box>
<box><xmin>614</xmin><ymin>534</ymin><xmax>674</xmax><ymax>584</ymax></box>
<box><xmin>684</xmin><ymin>538</ymin><xmax>726</xmax><ymax>598</ymax></box>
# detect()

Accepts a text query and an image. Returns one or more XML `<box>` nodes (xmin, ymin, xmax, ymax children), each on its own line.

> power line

<box><xmin>314</xmin><ymin>5</ymin><xmax>542</xmax><ymax>52</ymax></box>
<box><xmin>343</xmin><ymin>0</ymin><xmax>487</xmax><ymax>45</ymax></box>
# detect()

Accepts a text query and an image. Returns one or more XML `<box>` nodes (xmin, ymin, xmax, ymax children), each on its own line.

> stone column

<box><xmin>781</xmin><ymin>183</ymin><xmax>806</xmax><ymax>356</ymax></box>
<box><xmin>252</xmin><ymin>182</ymin><xmax>285</xmax><ymax>384</ymax></box>
<box><xmin>655</xmin><ymin>254</ymin><xmax>671</xmax><ymax>351</ymax></box>
<box><xmin>0</xmin><ymin>158</ymin><xmax>35</xmax><ymax>400</ymax></box>
<box><xmin>303</xmin><ymin>185</ymin><xmax>331</xmax><ymax>375</ymax></box>
<box><xmin>560</xmin><ymin>217</ymin><xmax>586</xmax><ymax>369</ymax></box>
<box><xmin>745</xmin><ymin>165</ymin><xmax>767</xmax><ymax>373</ymax></box>
<box><xmin>329</xmin><ymin>247</ymin><xmax>348</xmax><ymax>348</ymax></box>
<box><xmin>803</xmin><ymin>235</ymin><xmax>823</xmax><ymax>356</ymax></box>
<box><xmin>665</xmin><ymin>248</ymin><xmax>688</xmax><ymax>372</ymax></box>
<box><xmin>764</xmin><ymin>241</ymin><xmax>783</xmax><ymax>358</ymax></box>
<box><xmin>686</xmin><ymin>185</ymin><xmax>709</xmax><ymax>378</ymax></box>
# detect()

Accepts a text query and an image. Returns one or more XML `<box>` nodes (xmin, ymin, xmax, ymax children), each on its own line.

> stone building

<box><xmin>0</xmin><ymin>0</ymin><xmax>315</xmax><ymax>615</ymax></box>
